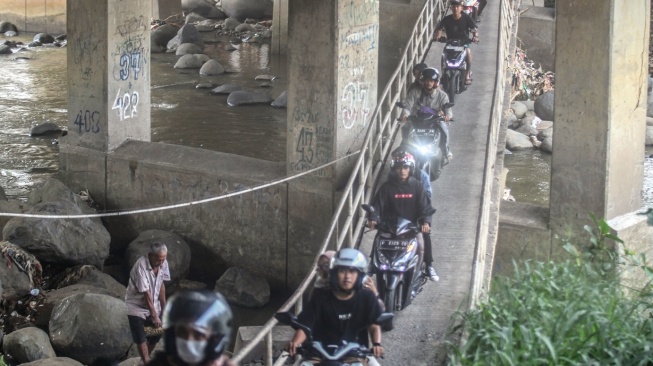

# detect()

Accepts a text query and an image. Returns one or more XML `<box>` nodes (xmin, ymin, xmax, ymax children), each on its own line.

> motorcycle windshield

<box><xmin>389</xmin><ymin>217</ymin><xmax>417</xmax><ymax>237</ymax></box>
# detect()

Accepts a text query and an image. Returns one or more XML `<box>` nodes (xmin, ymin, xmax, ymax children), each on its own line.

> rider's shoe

<box><xmin>427</xmin><ymin>265</ymin><xmax>439</xmax><ymax>282</ymax></box>
<box><xmin>447</xmin><ymin>152</ymin><xmax>453</xmax><ymax>161</ymax></box>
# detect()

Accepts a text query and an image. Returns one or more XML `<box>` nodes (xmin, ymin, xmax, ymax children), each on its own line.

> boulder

<box><xmin>235</xmin><ymin>23</ymin><xmax>256</xmax><ymax>33</ymax></box>
<box><xmin>0</xmin><ymin>21</ymin><xmax>18</xmax><ymax>33</ymax></box>
<box><xmin>506</xmin><ymin>112</ymin><xmax>519</xmax><ymax>129</ymax></box>
<box><xmin>224</xmin><ymin>18</ymin><xmax>242</xmax><ymax>31</ymax></box>
<box><xmin>255</xmin><ymin>74</ymin><xmax>276</xmax><ymax>81</ymax></box>
<box><xmin>221</xmin><ymin>0</ymin><xmax>273</xmax><ymax>19</ymax></box>
<box><xmin>537</xmin><ymin>126</ymin><xmax>553</xmax><ymax>141</ymax></box>
<box><xmin>173</xmin><ymin>54</ymin><xmax>207</xmax><ymax>69</ymax></box>
<box><xmin>541</xmin><ymin>136</ymin><xmax>553</xmax><ymax>153</ymax></box>
<box><xmin>0</xmin><ymin>257</ymin><xmax>31</xmax><ymax>300</ymax></box>
<box><xmin>178</xmin><ymin>24</ymin><xmax>204</xmax><ymax>49</ymax></box>
<box><xmin>0</xmin><ymin>45</ymin><xmax>12</xmax><ymax>55</ymax></box>
<box><xmin>227</xmin><ymin>91</ymin><xmax>273</xmax><ymax>106</ymax></box>
<box><xmin>4</xmin><ymin>30</ymin><xmax>17</xmax><ymax>37</ymax></box>
<box><xmin>522</xmin><ymin>100</ymin><xmax>535</xmax><ymax>111</ymax></box>
<box><xmin>515</xmin><ymin>124</ymin><xmax>538</xmax><ymax>137</ymax></box>
<box><xmin>34</xmin><ymin>284</ymin><xmax>119</xmax><ymax>330</ymax></box>
<box><xmin>535</xmin><ymin>120</ymin><xmax>553</xmax><ymax>132</ymax></box>
<box><xmin>196</xmin><ymin>82</ymin><xmax>216</xmax><ymax>89</ymax></box>
<box><xmin>520</xmin><ymin>114</ymin><xmax>541</xmax><ymax>130</ymax></box>
<box><xmin>33</xmin><ymin>33</ymin><xmax>54</xmax><ymax>44</ymax></box>
<box><xmin>29</xmin><ymin>41</ymin><xmax>42</xmax><ymax>47</ymax></box>
<box><xmin>214</xmin><ymin>267</ymin><xmax>269</xmax><ymax>308</ymax></box>
<box><xmin>210</xmin><ymin>84</ymin><xmax>243</xmax><ymax>95</ymax></box>
<box><xmin>27</xmin><ymin>178</ymin><xmax>98</xmax><ymax>218</ymax></box>
<box><xmin>51</xmin><ymin>265</ymin><xmax>126</xmax><ymax>297</ymax></box>
<box><xmin>21</xmin><ymin>358</ymin><xmax>83</xmax><ymax>366</ymax></box>
<box><xmin>2</xmin><ymin>201</ymin><xmax>110</xmax><ymax>268</ymax></box>
<box><xmin>125</xmin><ymin>230</ymin><xmax>192</xmax><ymax>284</ymax></box>
<box><xmin>3</xmin><ymin>327</ymin><xmax>56</xmax><ymax>362</ymax></box>
<box><xmin>534</xmin><ymin>91</ymin><xmax>554</xmax><ymax>121</ymax></box>
<box><xmin>175</xmin><ymin>43</ymin><xmax>204</xmax><ymax>56</ymax></box>
<box><xmin>30</xmin><ymin>123</ymin><xmax>62</xmax><ymax>136</ymax></box>
<box><xmin>151</xmin><ymin>24</ymin><xmax>178</xmax><ymax>50</ymax></box>
<box><xmin>510</xmin><ymin>101</ymin><xmax>528</xmax><ymax>119</ymax></box>
<box><xmin>271</xmin><ymin>90</ymin><xmax>287</xmax><ymax>108</ymax></box>
<box><xmin>194</xmin><ymin>24</ymin><xmax>215</xmax><ymax>32</ymax></box>
<box><xmin>185</xmin><ymin>12</ymin><xmax>207</xmax><ymax>24</ymax></box>
<box><xmin>506</xmin><ymin>129</ymin><xmax>535</xmax><ymax>151</ymax></box>
<box><xmin>181</xmin><ymin>0</ymin><xmax>226</xmax><ymax>19</ymax></box>
<box><xmin>199</xmin><ymin>59</ymin><xmax>225</xmax><ymax>75</ymax></box>
<box><xmin>49</xmin><ymin>293</ymin><xmax>131</xmax><ymax>365</ymax></box>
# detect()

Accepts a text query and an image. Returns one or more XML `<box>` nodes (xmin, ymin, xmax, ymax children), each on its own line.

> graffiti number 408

<box><xmin>74</xmin><ymin>110</ymin><xmax>100</xmax><ymax>133</ymax></box>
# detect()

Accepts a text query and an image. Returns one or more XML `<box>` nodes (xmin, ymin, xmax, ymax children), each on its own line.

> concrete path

<box><xmin>358</xmin><ymin>2</ymin><xmax>501</xmax><ymax>365</ymax></box>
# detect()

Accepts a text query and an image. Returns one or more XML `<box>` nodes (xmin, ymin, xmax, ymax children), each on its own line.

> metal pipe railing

<box><xmin>232</xmin><ymin>1</ymin><xmax>447</xmax><ymax>364</ymax></box>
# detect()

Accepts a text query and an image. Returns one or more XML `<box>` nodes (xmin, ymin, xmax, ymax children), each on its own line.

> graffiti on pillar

<box><xmin>112</xmin><ymin>89</ymin><xmax>140</xmax><ymax>121</ymax></box>
<box><xmin>341</xmin><ymin>0</ymin><xmax>379</xmax><ymax>27</ymax></box>
<box><xmin>339</xmin><ymin>24</ymin><xmax>378</xmax><ymax>51</ymax></box>
<box><xmin>292</xmin><ymin>105</ymin><xmax>320</xmax><ymax>124</ymax></box>
<box><xmin>295</xmin><ymin>127</ymin><xmax>315</xmax><ymax>164</ymax></box>
<box><xmin>73</xmin><ymin>110</ymin><xmax>101</xmax><ymax>133</ymax></box>
<box><xmin>290</xmin><ymin>124</ymin><xmax>331</xmax><ymax>178</ymax></box>
<box><xmin>111</xmin><ymin>15</ymin><xmax>148</xmax><ymax>82</ymax></box>
<box><xmin>341</xmin><ymin>82</ymin><xmax>371</xmax><ymax>129</ymax></box>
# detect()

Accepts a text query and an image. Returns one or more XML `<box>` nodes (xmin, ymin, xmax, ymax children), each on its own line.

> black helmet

<box><xmin>451</xmin><ymin>0</ymin><xmax>462</xmax><ymax>5</ymax></box>
<box><xmin>413</xmin><ymin>62</ymin><xmax>428</xmax><ymax>73</ymax></box>
<box><xmin>162</xmin><ymin>290</ymin><xmax>233</xmax><ymax>363</ymax></box>
<box><xmin>329</xmin><ymin>248</ymin><xmax>368</xmax><ymax>292</ymax></box>
<box><xmin>390</xmin><ymin>151</ymin><xmax>416</xmax><ymax>176</ymax></box>
<box><xmin>420</xmin><ymin>67</ymin><xmax>440</xmax><ymax>82</ymax></box>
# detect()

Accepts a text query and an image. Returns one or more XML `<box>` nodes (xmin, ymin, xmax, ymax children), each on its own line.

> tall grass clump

<box><xmin>448</xmin><ymin>215</ymin><xmax>653</xmax><ymax>365</ymax></box>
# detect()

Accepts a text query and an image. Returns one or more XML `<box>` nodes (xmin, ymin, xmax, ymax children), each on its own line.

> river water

<box><xmin>0</xmin><ymin>32</ymin><xmax>287</xmax><ymax>201</ymax></box>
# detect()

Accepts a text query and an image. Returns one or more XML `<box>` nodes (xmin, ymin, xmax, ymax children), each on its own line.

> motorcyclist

<box><xmin>287</xmin><ymin>248</ymin><xmax>384</xmax><ymax>365</ymax></box>
<box><xmin>401</xmin><ymin>67</ymin><xmax>453</xmax><ymax>160</ymax></box>
<box><xmin>408</xmin><ymin>62</ymin><xmax>428</xmax><ymax>94</ymax></box>
<box><xmin>386</xmin><ymin>150</ymin><xmax>438</xmax><ymax>281</ymax></box>
<box><xmin>147</xmin><ymin>290</ymin><xmax>237</xmax><ymax>366</ymax></box>
<box><xmin>434</xmin><ymin>0</ymin><xmax>479</xmax><ymax>86</ymax></box>
<box><xmin>367</xmin><ymin>152</ymin><xmax>435</xmax><ymax>279</ymax></box>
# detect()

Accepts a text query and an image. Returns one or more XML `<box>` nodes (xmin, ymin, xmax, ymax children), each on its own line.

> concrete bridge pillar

<box><xmin>271</xmin><ymin>0</ymin><xmax>288</xmax><ymax>55</ymax></box>
<box><xmin>152</xmin><ymin>0</ymin><xmax>182</xmax><ymax>22</ymax></box>
<box><xmin>549</xmin><ymin>0</ymin><xmax>649</xmax><ymax>252</ymax></box>
<box><xmin>60</xmin><ymin>0</ymin><xmax>152</xmax><ymax>204</ymax></box>
<box><xmin>286</xmin><ymin>0</ymin><xmax>379</xmax><ymax>286</ymax></box>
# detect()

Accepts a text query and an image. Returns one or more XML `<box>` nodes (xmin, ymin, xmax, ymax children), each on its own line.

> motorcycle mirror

<box><xmin>274</xmin><ymin>311</ymin><xmax>295</xmax><ymax>325</ymax></box>
<box><xmin>375</xmin><ymin>313</ymin><xmax>394</xmax><ymax>326</ymax></box>
<box><xmin>395</xmin><ymin>101</ymin><xmax>407</xmax><ymax>109</ymax></box>
<box><xmin>361</xmin><ymin>204</ymin><xmax>375</xmax><ymax>214</ymax></box>
<box><xmin>443</xmin><ymin>102</ymin><xmax>455</xmax><ymax>109</ymax></box>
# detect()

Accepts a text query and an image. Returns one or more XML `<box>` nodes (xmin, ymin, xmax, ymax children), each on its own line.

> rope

<box><xmin>0</xmin><ymin>150</ymin><xmax>361</xmax><ymax>219</ymax></box>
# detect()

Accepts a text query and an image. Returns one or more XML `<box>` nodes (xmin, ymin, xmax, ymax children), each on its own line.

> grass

<box><xmin>448</xmin><ymin>215</ymin><xmax>653</xmax><ymax>365</ymax></box>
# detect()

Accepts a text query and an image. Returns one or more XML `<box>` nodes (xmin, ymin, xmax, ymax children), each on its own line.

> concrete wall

<box><xmin>517</xmin><ymin>6</ymin><xmax>555</xmax><ymax>71</ymax></box>
<box><xmin>61</xmin><ymin>141</ymin><xmax>291</xmax><ymax>289</ymax></box>
<box><xmin>0</xmin><ymin>0</ymin><xmax>67</xmax><ymax>35</ymax></box>
<box><xmin>379</xmin><ymin>0</ymin><xmax>425</xmax><ymax>91</ymax></box>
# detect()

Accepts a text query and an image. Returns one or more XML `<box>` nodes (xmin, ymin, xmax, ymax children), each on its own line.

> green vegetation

<box><xmin>448</xmin><ymin>215</ymin><xmax>653</xmax><ymax>365</ymax></box>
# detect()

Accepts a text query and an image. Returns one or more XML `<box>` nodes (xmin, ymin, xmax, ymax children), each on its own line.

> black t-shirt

<box><xmin>437</xmin><ymin>13</ymin><xmax>477</xmax><ymax>40</ymax></box>
<box><xmin>298</xmin><ymin>288</ymin><xmax>381</xmax><ymax>347</ymax></box>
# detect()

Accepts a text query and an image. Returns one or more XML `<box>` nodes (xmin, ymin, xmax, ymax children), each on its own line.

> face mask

<box><xmin>176</xmin><ymin>337</ymin><xmax>207</xmax><ymax>364</ymax></box>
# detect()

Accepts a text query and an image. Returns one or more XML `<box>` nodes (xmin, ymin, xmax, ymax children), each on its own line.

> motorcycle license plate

<box><xmin>379</xmin><ymin>240</ymin><xmax>407</xmax><ymax>249</ymax></box>
<box><xmin>413</xmin><ymin>129</ymin><xmax>436</xmax><ymax>137</ymax></box>
<box><xmin>447</xmin><ymin>46</ymin><xmax>465</xmax><ymax>52</ymax></box>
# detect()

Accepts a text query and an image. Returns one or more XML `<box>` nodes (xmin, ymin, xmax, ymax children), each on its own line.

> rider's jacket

<box><xmin>370</xmin><ymin>175</ymin><xmax>432</xmax><ymax>226</ymax></box>
<box><xmin>402</xmin><ymin>87</ymin><xmax>452</xmax><ymax>120</ymax></box>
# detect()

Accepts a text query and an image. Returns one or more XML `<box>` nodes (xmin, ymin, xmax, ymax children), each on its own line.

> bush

<box><xmin>448</xmin><ymin>216</ymin><xmax>653</xmax><ymax>365</ymax></box>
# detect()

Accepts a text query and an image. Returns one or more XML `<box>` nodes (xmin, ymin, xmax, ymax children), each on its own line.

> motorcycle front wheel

<box><xmin>447</xmin><ymin>72</ymin><xmax>458</xmax><ymax>103</ymax></box>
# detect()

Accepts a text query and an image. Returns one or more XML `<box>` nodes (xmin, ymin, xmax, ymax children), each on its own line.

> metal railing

<box><xmin>231</xmin><ymin>1</ymin><xmax>447</xmax><ymax>364</ymax></box>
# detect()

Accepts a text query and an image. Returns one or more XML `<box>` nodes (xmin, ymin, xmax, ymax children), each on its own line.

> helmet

<box><xmin>162</xmin><ymin>290</ymin><xmax>233</xmax><ymax>362</ymax></box>
<box><xmin>413</xmin><ymin>62</ymin><xmax>428</xmax><ymax>73</ymax></box>
<box><xmin>390</xmin><ymin>151</ymin><xmax>416</xmax><ymax>176</ymax></box>
<box><xmin>329</xmin><ymin>248</ymin><xmax>368</xmax><ymax>292</ymax></box>
<box><xmin>450</xmin><ymin>0</ymin><xmax>462</xmax><ymax>5</ymax></box>
<box><xmin>420</xmin><ymin>67</ymin><xmax>440</xmax><ymax>82</ymax></box>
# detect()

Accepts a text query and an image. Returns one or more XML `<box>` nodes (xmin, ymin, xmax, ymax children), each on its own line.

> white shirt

<box><xmin>125</xmin><ymin>255</ymin><xmax>170</xmax><ymax>319</ymax></box>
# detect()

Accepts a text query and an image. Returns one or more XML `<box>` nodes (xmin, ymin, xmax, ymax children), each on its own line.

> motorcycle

<box><xmin>274</xmin><ymin>311</ymin><xmax>393</xmax><ymax>366</ymax></box>
<box><xmin>396</xmin><ymin>102</ymin><xmax>455</xmax><ymax>182</ymax></box>
<box><xmin>439</xmin><ymin>38</ymin><xmax>470</xmax><ymax>103</ymax></box>
<box><xmin>461</xmin><ymin>0</ymin><xmax>479</xmax><ymax>22</ymax></box>
<box><xmin>361</xmin><ymin>204</ymin><xmax>436</xmax><ymax>331</ymax></box>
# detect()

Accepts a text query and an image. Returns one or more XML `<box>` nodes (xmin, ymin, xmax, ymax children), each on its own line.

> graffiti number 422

<box><xmin>112</xmin><ymin>89</ymin><xmax>139</xmax><ymax>121</ymax></box>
